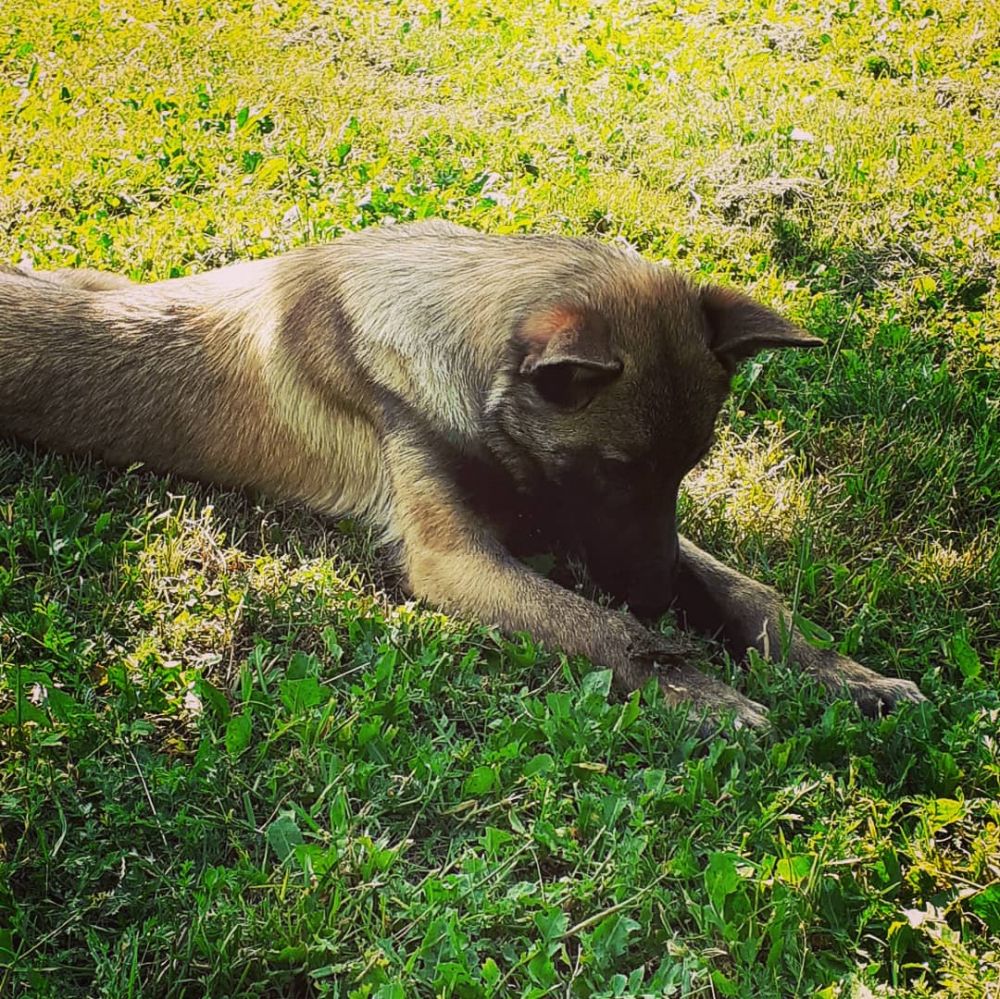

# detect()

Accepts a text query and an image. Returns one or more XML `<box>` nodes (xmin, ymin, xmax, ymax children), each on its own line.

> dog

<box><xmin>0</xmin><ymin>220</ymin><xmax>924</xmax><ymax>727</ymax></box>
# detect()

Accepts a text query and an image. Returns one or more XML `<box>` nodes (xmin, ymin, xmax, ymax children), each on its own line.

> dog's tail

<box><xmin>0</xmin><ymin>262</ymin><xmax>134</xmax><ymax>292</ymax></box>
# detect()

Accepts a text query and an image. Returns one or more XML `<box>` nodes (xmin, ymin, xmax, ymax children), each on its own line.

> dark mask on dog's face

<box><xmin>485</xmin><ymin>268</ymin><xmax>823</xmax><ymax>616</ymax></box>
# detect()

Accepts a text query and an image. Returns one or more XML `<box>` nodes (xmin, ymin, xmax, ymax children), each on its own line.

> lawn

<box><xmin>1</xmin><ymin>0</ymin><xmax>999</xmax><ymax>995</ymax></box>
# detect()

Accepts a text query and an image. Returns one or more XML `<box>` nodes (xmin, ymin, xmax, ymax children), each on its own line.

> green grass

<box><xmin>1</xmin><ymin>0</ymin><xmax>999</xmax><ymax>995</ymax></box>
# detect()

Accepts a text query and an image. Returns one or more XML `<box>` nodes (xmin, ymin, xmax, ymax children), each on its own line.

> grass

<box><xmin>1</xmin><ymin>0</ymin><xmax>999</xmax><ymax>995</ymax></box>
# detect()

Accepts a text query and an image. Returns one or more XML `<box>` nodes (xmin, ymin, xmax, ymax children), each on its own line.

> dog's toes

<box><xmin>693</xmin><ymin>697</ymin><xmax>770</xmax><ymax>739</ymax></box>
<box><xmin>849</xmin><ymin>675</ymin><xmax>927</xmax><ymax>717</ymax></box>
<box><xmin>809</xmin><ymin>654</ymin><xmax>926</xmax><ymax>718</ymax></box>
<box><xmin>733</xmin><ymin>698</ymin><xmax>771</xmax><ymax>730</ymax></box>
<box><xmin>655</xmin><ymin>664</ymin><xmax>770</xmax><ymax>735</ymax></box>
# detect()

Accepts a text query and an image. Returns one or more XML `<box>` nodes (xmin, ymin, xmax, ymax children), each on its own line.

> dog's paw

<box><xmin>846</xmin><ymin>672</ymin><xmax>926</xmax><ymax>717</ymax></box>
<box><xmin>730</xmin><ymin>697</ymin><xmax>771</xmax><ymax>730</ymax></box>
<box><xmin>813</xmin><ymin>654</ymin><xmax>926</xmax><ymax>717</ymax></box>
<box><xmin>706</xmin><ymin>696</ymin><xmax>771</xmax><ymax>735</ymax></box>
<box><xmin>655</xmin><ymin>664</ymin><xmax>770</xmax><ymax>733</ymax></box>
<box><xmin>691</xmin><ymin>697</ymin><xmax>771</xmax><ymax>740</ymax></box>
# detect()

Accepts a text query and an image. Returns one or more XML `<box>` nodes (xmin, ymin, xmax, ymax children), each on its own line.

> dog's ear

<box><xmin>701</xmin><ymin>285</ymin><xmax>824</xmax><ymax>370</ymax></box>
<box><xmin>518</xmin><ymin>305</ymin><xmax>623</xmax><ymax>410</ymax></box>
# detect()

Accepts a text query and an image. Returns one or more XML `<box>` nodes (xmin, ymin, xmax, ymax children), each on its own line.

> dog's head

<box><xmin>487</xmin><ymin>267</ymin><xmax>823</xmax><ymax>618</ymax></box>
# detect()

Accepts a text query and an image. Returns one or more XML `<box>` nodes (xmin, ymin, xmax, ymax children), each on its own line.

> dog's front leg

<box><xmin>385</xmin><ymin>434</ymin><xmax>769</xmax><ymax>728</ymax></box>
<box><xmin>673</xmin><ymin>536</ymin><xmax>925</xmax><ymax>714</ymax></box>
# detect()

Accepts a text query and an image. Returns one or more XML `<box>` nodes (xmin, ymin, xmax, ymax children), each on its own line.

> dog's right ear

<box><xmin>518</xmin><ymin>305</ymin><xmax>623</xmax><ymax>410</ymax></box>
<box><xmin>701</xmin><ymin>285</ymin><xmax>824</xmax><ymax>371</ymax></box>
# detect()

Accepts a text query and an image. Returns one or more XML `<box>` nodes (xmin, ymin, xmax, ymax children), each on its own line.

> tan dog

<box><xmin>0</xmin><ymin>220</ymin><xmax>924</xmax><ymax>727</ymax></box>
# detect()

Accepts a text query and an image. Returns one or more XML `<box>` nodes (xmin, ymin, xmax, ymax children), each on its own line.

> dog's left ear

<box><xmin>701</xmin><ymin>285</ymin><xmax>824</xmax><ymax>370</ymax></box>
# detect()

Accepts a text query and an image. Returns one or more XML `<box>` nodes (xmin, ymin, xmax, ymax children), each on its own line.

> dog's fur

<box><xmin>0</xmin><ymin>220</ymin><xmax>924</xmax><ymax>727</ymax></box>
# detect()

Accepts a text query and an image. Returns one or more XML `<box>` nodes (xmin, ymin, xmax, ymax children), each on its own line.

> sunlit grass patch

<box><xmin>908</xmin><ymin>532</ymin><xmax>997</xmax><ymax>590</ymax></box>
<box><xmin>684</xmin><ymin>418</ymin><xmax>816</xmax><ymax>544</ymax></box>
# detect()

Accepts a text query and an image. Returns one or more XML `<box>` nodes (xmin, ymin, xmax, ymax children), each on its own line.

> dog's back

<box><xmin>0</xmin><ymin>221</ymin><xmax>657</xmax><ymax>525</ymax></box>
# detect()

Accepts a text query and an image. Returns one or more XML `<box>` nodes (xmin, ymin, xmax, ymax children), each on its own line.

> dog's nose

<box><xmin>625</xmin><ymin>592</ymin><xmax>674</xmax><ymax>620</ymax></box>
<box><xmin>585</xmin><ymin>525</ymin><xmax>679</xmax><ymax>620</ymax></box>
<box><xmin>620</xmin><ymin>566</ymin><xmax>677</xmax><ymax>619</ymax></box>
<box><xmin>590</xmin><ymin>565</ymin><xmax>674</xmax><ymax>619</ymax></box>
<box><xmin>626</xmin><ymin>546</ymin><xmax>680</xmax><ymax>619</ymax></box>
